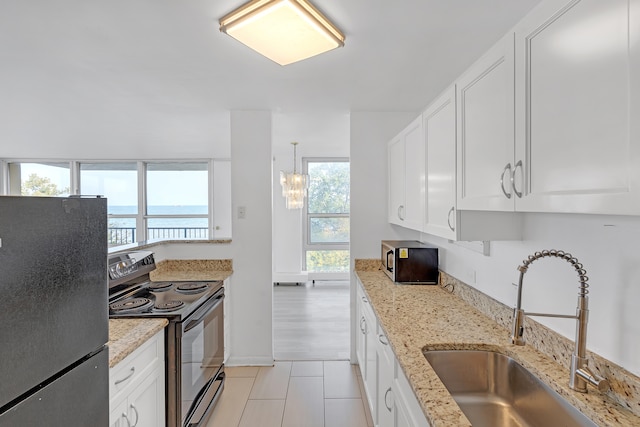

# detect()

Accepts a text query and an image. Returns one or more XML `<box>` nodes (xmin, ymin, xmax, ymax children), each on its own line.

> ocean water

<box><xmin>108</xmin><ymin>205</ymin><xmax>207</xmax><ymax>228</ymax></box>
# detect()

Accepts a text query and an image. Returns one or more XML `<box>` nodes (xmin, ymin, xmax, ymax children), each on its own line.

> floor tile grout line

<box><xmin>236</xmin><ymin>377</ymin><xmax>256</xmax><ymax>427</ymax></box>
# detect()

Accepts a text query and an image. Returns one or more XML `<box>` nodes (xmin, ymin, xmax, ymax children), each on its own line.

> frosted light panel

<box><xmin>221</xmin><ymin>0</ymin><xmax>344</xmax><ymax>65</ymax></box>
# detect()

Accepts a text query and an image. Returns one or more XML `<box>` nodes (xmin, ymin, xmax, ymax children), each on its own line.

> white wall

<box><xmin>1</xmin><ymin>111</ymin><xmax>232</xmax><ymax>160</ymax></box>
<box><xmin>349</xmin><ymin>111</ymin><xmax>424</xmax><ymax>361</ymax></box>
<box><xmin>271</xmin><ymin>112</ymin><xmax>350</xmax><ymax>280</ymax></box>
<box><xmin>225</xmin><ymin>110</ymin><xmax>274</xmax><ymax>365</ymax></box>
<box><xmin>420</xmin><ymin>213</ymin><xmax>640</xmax><ymax>376</ymax></box>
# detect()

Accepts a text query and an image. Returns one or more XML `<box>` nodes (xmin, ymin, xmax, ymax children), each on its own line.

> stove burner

<box><xmin>110</xmin><ymin>297</ymin><xmax>153</xmax><ymax>314</ymax></box>
<box><xmin>154</xmin><ymin>300</ymin><xmax>185</xmax><ymax>312</ymax></box>
<box><xmin>175</xmin><ymin>283</ymin><xmax>208</xmax><ymax>294</ymax></box>
<box><xmin>148</xmin><ymin>282</ymin><xmax>173</xmax><ymax>292</ymax></box>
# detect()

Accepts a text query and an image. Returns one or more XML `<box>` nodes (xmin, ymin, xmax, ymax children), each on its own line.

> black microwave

<box><xmin>381</xmin><ymin>240</ymin><xmax>439</xmax><ymax>284</ymax></box>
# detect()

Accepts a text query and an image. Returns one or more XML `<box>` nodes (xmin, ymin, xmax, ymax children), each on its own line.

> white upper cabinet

<box><xmin>388</xmin><ymin>116</ymin><xmax>424</xmax><ymax>231</ymax></box>
<box><xmin>388</xmin><ymin>135</ymin><xmax>406</xmax><ymax>227</ymax></box>
<box><xmin>423</xmin><ymin>86</ymin><xmax>522</xmax><ymax>241</ymax></box>
<box><xmin>456</xmin><ymin>34</ymin><xmax>516</xmax><ymax>211</ymax></box>
<box><xmin>513</xmin><ymin>0</ymin><xmax>640</xmax><ymax>214</ymax></box>
<box><xmin>424</xmin><ymin>86</ymin><xmax>457</xmax><ymax>239</ymax></box>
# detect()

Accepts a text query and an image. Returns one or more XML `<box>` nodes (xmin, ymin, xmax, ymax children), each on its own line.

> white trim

<box><xmin>225</xmin><ymin>356</ymin><xmax>275</xmax><ymax>367</ymax></box>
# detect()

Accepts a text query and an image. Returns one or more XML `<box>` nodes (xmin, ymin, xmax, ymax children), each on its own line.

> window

<box><xmin>80</xmin><ymin>162</ymin><xmax>138</xmax><ymax>246</ymax></box>
<box><xmin>8</xmin><ymin>162</ymin><xmax>71</xmax><ymax>196</ymax></box>
<box><xmin>303</xmin><ymin>159</ymin><xmax>350</xmax><ymax>272</ymax></box>
<box><xmin>4</xmin><ymin>160</ymin><xmax>217</xmax><ymax>247</ymax></box>
<box><xmin>146</xmin><ymin>162</ymin><xmax>209</xmax><ymax>241</ymax></box>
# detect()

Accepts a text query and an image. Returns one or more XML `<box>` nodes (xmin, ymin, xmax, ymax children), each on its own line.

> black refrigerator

<box><xmin>0</xmin><ymin>196</ymin><xmax>109</xmax><ymax>426</ymax></box>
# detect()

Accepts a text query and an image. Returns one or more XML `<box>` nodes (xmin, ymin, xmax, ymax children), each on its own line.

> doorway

<box><xmin>273</xmin><ymin>158</ymin><xmax>350</xmax><ymax>361</ymax></box>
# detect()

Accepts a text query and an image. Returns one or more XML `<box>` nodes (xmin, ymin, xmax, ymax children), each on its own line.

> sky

<box><xmin>20</xmin><ymin>163</ymin><xmax>208</xmax><ymax>206</ymax></box>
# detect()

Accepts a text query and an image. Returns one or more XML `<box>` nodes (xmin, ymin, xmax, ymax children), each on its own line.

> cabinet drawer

<box><xmin>109</xmin><ymin>332</ymin><xmax>162</xmax><ymax>401</ymax></box>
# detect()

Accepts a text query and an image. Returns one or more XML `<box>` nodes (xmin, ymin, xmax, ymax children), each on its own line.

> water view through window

<box><xmin>10</xmin><ymin>161</ymin><xmax>212</xmax><ymax>246</ymax></box>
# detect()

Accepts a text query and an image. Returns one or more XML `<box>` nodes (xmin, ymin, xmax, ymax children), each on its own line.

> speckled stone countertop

<box><xmin>354</xmin><ymin>261</ymin><xmax>640</xmax><ymax>427</ymax></box>
<box><xmin>149</xmin><ymin>259</ymin><xmax>233</xmax><ymax>282</ymax></box>
<box><xmin>108</xmin><ymin>319</ymin><xmax>168</xmax><ymax>368</ymax></box>
<box><xmin>108</xmin><ymin>239</ymin><xmax>231</xmax><ymax>254</ymax></box>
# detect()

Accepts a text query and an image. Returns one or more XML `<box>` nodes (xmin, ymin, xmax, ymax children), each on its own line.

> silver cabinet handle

<box><xmin>384</xmin><ymin>387</ymin><xmax>393</xmax><ymax>411</ymax></box>
<box><xmin>378</xmin><ymin>334</ymin><xmax>388</xmax><ymax>346</ymax></box>
<box><xmin>500</xmin><ymin>163</ymin><xmax>512</xmax><ymax>199</ymax></box>
<box><xmin>397</xmin><ymin>205</ymin><xmax>405</xmax><ymax>220</ymax></box>
<box><xmin>130</xmin><ymin>404</ymin><xmax>139</xmax><ymax>427</ymax></box>
<box><xmin>359</xmin><ymin>316</ymin><xmax>366</xmax><ymax>334</ymax></box>
<box><xmin>447</xmin><ymin>206</ymin><xmax>455</xmax><ymax>231</ymax></box>
<box><xmin>122</xmin><ymin>413</ymin><xmax>132</xmax><ymax>427</ymax></box>
<box><xmin>512</xmin><ymin>160</ymin><xmax>523</xmax><ymax>198</ymax></box>
<box><xmin>115</xmin><ymin>367</ymin><xmax>135</xmax><ymax>385</ymax></box>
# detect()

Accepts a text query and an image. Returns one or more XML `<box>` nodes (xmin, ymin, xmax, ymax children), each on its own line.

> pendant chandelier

<box><xmin>280</xmin><ymin>142</ymin><xmax>309</xmax><ymax>209</ymax></box>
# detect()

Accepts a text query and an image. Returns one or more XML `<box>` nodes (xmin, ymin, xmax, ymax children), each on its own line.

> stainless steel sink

<box><xmin>423</xmin><ymin>350</ymin><xmax>599</xmax><ymax>427</ymax></box>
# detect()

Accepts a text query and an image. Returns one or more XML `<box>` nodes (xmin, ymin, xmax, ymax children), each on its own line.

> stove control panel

<box><xmin>108</xmin><ymin>251</ymin><xmax>155</xmax><ymax>284</ymax></box>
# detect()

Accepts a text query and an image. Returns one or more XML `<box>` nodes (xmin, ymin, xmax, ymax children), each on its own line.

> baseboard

<box><xmin>225</xmin><ymin>355</ymin><xmax>275</xmax><ymax>366</ymax></box>
<box><xmin>272</xmin><ymin>271</ymin><xmax>309</xmax><ymax>283</ymax></box>
<box><xmin>308</xmin><ymin>272</ymin><xmax>349</xmax><ymax>281</ymax></box>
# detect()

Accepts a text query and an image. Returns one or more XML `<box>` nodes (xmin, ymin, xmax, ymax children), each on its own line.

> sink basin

<box><xmin>423</xmin><ymin>350</ymin><xmax>598</xmax><ymax>427</ymax></box>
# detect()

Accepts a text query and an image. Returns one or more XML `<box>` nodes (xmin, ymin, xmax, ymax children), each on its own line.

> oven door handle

<box><xmin>184</xmin><ymin>292</ymin><xmax>224</xmax><ymax>333</ymax></box>
<box><xmin>185</xmin><ymin>370</ymin><xmax>225</xmax><ymax>426</ymax></box>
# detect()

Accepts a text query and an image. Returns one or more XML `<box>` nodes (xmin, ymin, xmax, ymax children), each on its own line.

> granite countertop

<box><xmin>354</xmin><ymin>265</ymin><xmax>639</xmax><ymax>427</ymax></box>
<box><xmin>149</xmin><ymin>259</ymin><xmax>233</xmax><ymax>282</ymax></box>
<box><xmin>108</xmin><ymin>318</ymin><xmax>168</xmax><ymax>368</ymax></box>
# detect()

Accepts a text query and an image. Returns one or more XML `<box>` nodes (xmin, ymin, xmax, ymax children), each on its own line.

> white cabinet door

<box><xmin>363</xmin><ymin>300</ymin><xmax>378</xmax><ymax>425</ymax></box>
<box><xmin>388</xmin><ymin>136</ymin><xmax>406</xmax><ymax>226</ymax></box>
<box><xmin>127</xmin><ymin>370</ymin><xmax>164</xmax><ymax>427</ymax></box>
<box><xmin>388</xmin><ymin>116</ymin><xmax>424</xmax><ymax>230</ymax></box>
<box><xmin>424</xmin><ymin>86</ymin><xmax>457</xmax><ymax>239</ymax></box>
<box><xmin>355</xmin><ymin>285</ymin><xmax>366</xmax><ymax>375</ymax></box>
<box><xmin>403</xmin><ymin>117</ymin><xmax>425</xmax><ymax>231</ymax></box>
<box><xmin>513</xmin><ymin>0</ymin><xmax>640</xmax><ymax>214</ymax></box>
<box><xmin>376</xmin><ymin>329</ymin><xmax>395</xmax><ymax>427</ymax></box>
<box><xmin>394</xmin><ymin>366</ymin><xmax>431</xmax><ymax>427</ymax></box>
<box><xmin>456</xmin><ymin>33</ymin><xmax>515</xmax><ymax>211</ymax></box>
<box><xmin>109</xmin><ymin>399</ymin><xmax>129</xmax><ymax>427</ymax></box>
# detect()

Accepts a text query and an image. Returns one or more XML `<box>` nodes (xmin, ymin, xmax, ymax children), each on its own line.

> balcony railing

<box><xmin>108</xmin><ymin>227</ymin><xmax>209</xmax><ymax>245</ymax></box>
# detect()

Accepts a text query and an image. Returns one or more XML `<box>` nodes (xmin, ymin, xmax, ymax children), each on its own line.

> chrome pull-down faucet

<box><xmin>511</xmin><ymin>249</ymin><xmax>609</xmax><ymax>393</ymax></box>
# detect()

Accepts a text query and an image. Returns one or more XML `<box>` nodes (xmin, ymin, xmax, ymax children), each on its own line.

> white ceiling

<box><xmin>0</xmin><ymin>0</ymin><xmax>542</xmax><ymax>155</ymax></box>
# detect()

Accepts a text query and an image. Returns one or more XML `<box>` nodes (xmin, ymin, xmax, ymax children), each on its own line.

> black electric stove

<box><xmin>107</xmin><ymin>250</ymin><xmax>225</xmax><ymax>427</ymax></box>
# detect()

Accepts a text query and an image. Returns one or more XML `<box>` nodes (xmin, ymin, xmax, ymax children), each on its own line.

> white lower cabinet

<box><xmin>363</xmin><ymin>295</ymin><xmax>378</xmax><ymax>425</ymax></box>
<box><xmin>394</xmin><ymin>366</ymin><xmax>431</xmax><ymax>427</ymax></box>
<box><xmin>357</xmin><ymin>281</ymin><xmax>431</xmax><ymax>427</ymax></box>
<box><xmin>109</xmin><ymin>330</ymin><xmax>165</xmax><ymax>427</ymax></box>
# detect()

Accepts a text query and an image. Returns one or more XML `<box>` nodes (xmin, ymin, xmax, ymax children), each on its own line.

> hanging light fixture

<box><xmin>219</xmin><ymin>0</ymin><xmax>345</xmax><ymax>66</ymax></box>
<box><xmin>280</xmin><ymin>142</ymin><xmax>309</xmax><ymax>209</ymax></box>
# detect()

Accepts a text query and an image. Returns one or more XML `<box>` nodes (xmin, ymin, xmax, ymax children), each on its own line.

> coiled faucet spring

<box><xmin>518</xmin><ymin>249</ymin><xmax>589</xmax><ymax>297</ymax></box>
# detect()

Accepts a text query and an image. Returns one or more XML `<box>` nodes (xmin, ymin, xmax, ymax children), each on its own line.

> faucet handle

<box><xmin>575</xmin><ymin>367</ymin><xmax>610</xmax><ymax>392</ymax></box>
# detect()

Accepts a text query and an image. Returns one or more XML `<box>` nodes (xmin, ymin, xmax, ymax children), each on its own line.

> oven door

<box><xmin>180</xmin><ymin>288</ymin><xmax>225</xmax><ymax>427</ymax></box>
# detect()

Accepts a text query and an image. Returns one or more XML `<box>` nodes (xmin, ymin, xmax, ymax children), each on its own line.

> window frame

<box><xmin>302</xmin><ymin>157</ymin><xmax>350</xmax><ymax>271</ymax></box>
<box><xmin>2</xmin><ymin>158</ymin><xmax>215</xmax><ymax>247</ymax></box>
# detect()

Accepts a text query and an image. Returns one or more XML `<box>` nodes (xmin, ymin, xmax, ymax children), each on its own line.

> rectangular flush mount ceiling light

<box><xmin>219</xmin><ymin>0</ymin><xmax>345</xmax><ymax>66</ymax></box>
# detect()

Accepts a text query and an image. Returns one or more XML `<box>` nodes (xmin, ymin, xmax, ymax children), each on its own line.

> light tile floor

<box><xmin>206</xmin><ymin>361</ymin><xmax>374</xmax><ymax>427</ymax></box>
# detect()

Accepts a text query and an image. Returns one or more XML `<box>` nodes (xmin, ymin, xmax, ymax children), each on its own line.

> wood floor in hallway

<box><xmin>273</xmin><ymin>281</ymin><xmax>350</xmax><ymax>361</ymax></box>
